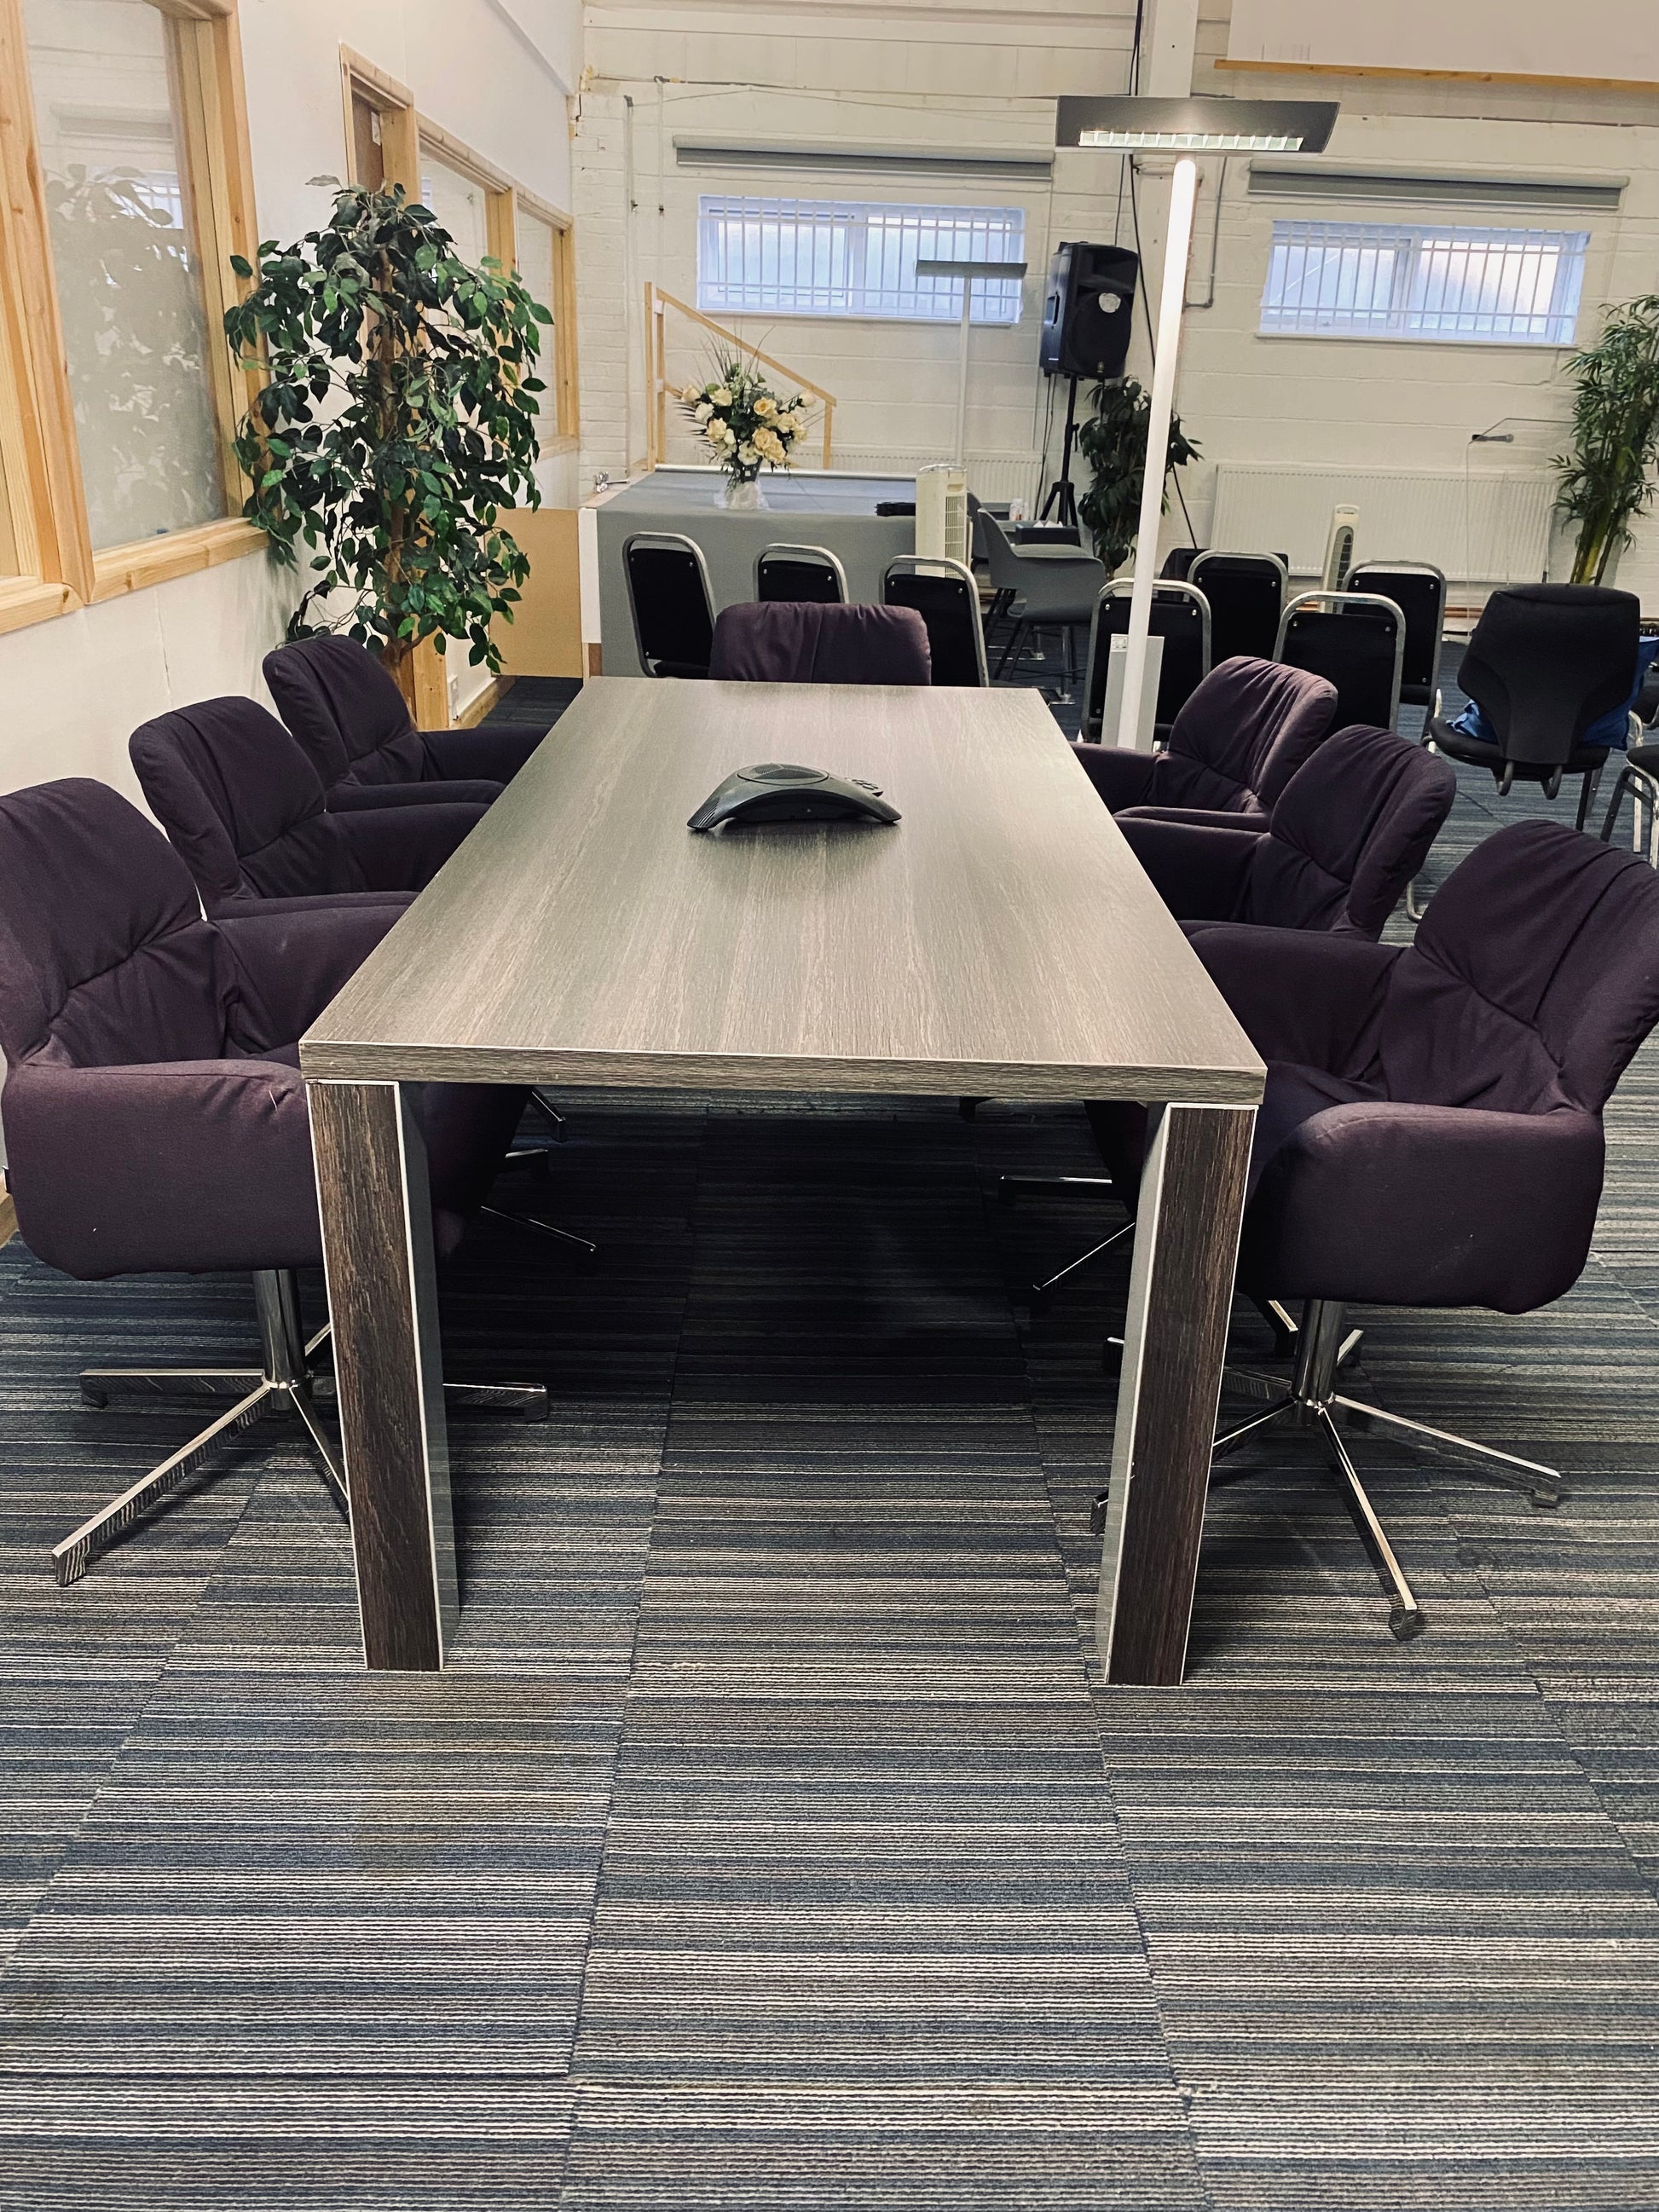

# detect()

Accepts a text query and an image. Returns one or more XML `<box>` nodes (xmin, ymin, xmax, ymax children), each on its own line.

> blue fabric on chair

<box><xmin>1450</xmin><ymin>633</ymin><xmax>1658</xmax><ymax>753</ymax></box>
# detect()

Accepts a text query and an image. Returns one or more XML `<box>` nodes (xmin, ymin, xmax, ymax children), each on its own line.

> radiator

<box><xmin>829</xmin><ymin>449</ymin><xmax>1044</xmax><ymax>507</ymax></box>
<box><xmin>1209</xmin><ymin>463</ymin><xmax>1554</xmax><ymax>586</ymax></box>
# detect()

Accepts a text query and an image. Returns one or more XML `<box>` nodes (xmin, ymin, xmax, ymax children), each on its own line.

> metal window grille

<box><xmin>1259</xmin><ymin>220</ymin><xmax>1587</xmax><ymax>345</ymax></box>
<box><xmin>697</xmin><ymin>195</ymin><xmax>1025</xmax><ymax>323</ymax></box>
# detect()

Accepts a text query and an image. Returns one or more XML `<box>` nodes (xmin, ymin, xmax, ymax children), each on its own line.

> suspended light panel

<box><xmin>1055</xmin><ymin>95</ymin><xmax>1338</xmax><ymax>156</ymax></box>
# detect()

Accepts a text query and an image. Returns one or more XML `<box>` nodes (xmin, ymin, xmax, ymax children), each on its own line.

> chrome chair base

<box><xmin>1208</xmin><ymin>1298</ymin><xmax>1561</xmax><ymax>1642</ymax></box>
<box><xmin>61</xmin><ymin>1268</ymin><xmax>550</xmax><ymax>1587</ymax></box>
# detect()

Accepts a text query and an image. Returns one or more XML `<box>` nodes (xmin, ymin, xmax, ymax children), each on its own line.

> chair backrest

<box><xmin>263</xmin><ymin>634</ymin><xmax>424</xmax><ymax>793</ymax></box>
<box><xmin>1458</xmin><ymin>584</ymin><xmax>1642</xmax><ymax>768</ymax></box>
<box><xmin>977</xmin><ymin>510</ymin><xmax>1032</xmax><ymax>594</ymax></box>
<box><xmin>755</xmin><ymin>542</ymin><xmax>847</xmax><ymax>605</ymax></box>
<box><xmin>708</xmin><ymin>602</ymin><xmax>932</xmax><ymax>685</ymax></box>
<box><xmin>1350</xmin><ymin>561</ymin><xmax>1446</xmax><ymax>701</ymax></box>
<box><xmin>1083</xmin><ymin>581</ymin><xmax>1211</xmax><ymax>739</ymax></box>
<box><xmin>1159</xmin><ymin>546</ymin><xmax>1201</xmax><ymax>580</ymax></box>
<box><xmin>1146</xmin><ymin>656</ymin><xmax>1339</xmax><ymax>817</ymax></box>
<box><xmin>1381</xmin><ymin>820</ymin><xmax>1659</xmax><ymax>1124</ymax></box>
<box><xmin>624</xmin><ymin>532</ymin><xmax>717</xmax><ymax>678</ymax></box>
<box><xmin>1188</xmin><ymin>551</ymin><xmax>1287</xmax><ymax>664</ymax></box>
<box><xmin>1244</xmin><ymin>721</ymin><xmax>1457</xmax><ymax>937</ymax></box>
<box><xmin>882</xmin><ymin>557</ymin><xmax>986</xmax><ymax>687</ymax></box>
<box><xmin>129</xmin><ymin>698</ymin><xmax>360</xmax><ymax>911</ymax></box>
<box><xmin>1276</xmin><ymin>590</ymin><xmax>1406</xmax><ymax>731</ymax></box>
<box><xmin>0</xmin><ymin>777</ymin><xmax>230</xmax><ymax>1076</ymax></box>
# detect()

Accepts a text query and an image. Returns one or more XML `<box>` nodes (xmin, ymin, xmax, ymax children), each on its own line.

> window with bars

<box><xmin>697</xmin><ymin>196</ymin><xmax>1025</xmax><ymax>323</ymax></box>
<box><xmin>1259</xmin><ymin>219</ymin><xmax>1588</xmax><ymax>345</ymax></box>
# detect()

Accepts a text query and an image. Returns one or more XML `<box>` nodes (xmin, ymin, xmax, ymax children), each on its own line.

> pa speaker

<box><xmin>1039</xmin><ymin>241</ymin><xmax>1139</xmax><ymax>380</ymax></box>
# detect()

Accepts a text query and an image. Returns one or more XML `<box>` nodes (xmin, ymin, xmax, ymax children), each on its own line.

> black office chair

<box><xmin>1275</xmin><ymin>590</ymin><xmax>1407</xmax><ymax>731</ymax></box>
<box><xmin>1081</xmin><ymin>580</ymin><xmax>1211</xmax><ymax>742</ymax></box>
<box><xmin>623</xmin><ymin>531</ymin><xmax>717</xmax><ymax>678</ymax></box>
<box><xmin>1429</xmin><ymin>584</ymin><xmax>1641</xmax><ymax>829</ymax></box>
<box><xmin>1350</xmin><ymin>561</ymin><xmax>1446</xmax><ymax>714</ymax></box>
<box><xmin>1188</xmin><ymin>551</ymin><xmax>1288</xmax><ymax>665</ymax></box>
<box><xmin>883</xmin><ymin>557</ymin><xmax>987</xmax><ymax>687</ymax></box>
<box><xmin>755</xmin><ymin>542</ymin><xmax>847</xmax><ymax>604</ymax></box>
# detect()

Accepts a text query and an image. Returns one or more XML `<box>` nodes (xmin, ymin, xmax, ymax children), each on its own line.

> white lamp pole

<box><xmin>916</xmin><ymin>258</ymin><xmax>1028</xmax><ymax>469</ymax></box>
<box><xmin>1115</xmin><ymin>151</ymin><xmax>1197</xmax><ymax>751</ymax></box>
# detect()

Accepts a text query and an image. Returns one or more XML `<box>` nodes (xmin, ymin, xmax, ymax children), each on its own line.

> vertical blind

<box><xmin>1260</xmin><ymin>219</ymin><xmax>1588</xmax><ymax>345</ymax></box>
<box><xmin>698</xmin><ymin>195</ymin><xmax>1025</xmax><ymax>323</ymax></box>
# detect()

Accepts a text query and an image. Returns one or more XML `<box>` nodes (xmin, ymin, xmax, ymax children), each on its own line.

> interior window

<box><xmin>23</xmin><ymin>0</ymin><xmax>228</xmax><ymax>550</ymax></box>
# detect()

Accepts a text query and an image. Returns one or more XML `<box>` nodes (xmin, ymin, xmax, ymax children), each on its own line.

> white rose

<box><xmin>722</xmin><ymin>424</ymin><xmax>737</xmax><ymax>446</ymax></box>
<box><xmin>704</xmin><ymin>419</ymin><xmax>726</xmax><ymax>445</ymax></box>
<box><xmin>695</xmin><ymin>401</ymin><xmax>713</xmax><ymax>421</ymax></box>
<box><xmin>711</xmin><ymin>385</ymin><xmax>733</xmax><ymax>407</ymax></box>
<box><xmin>737</xmin><ymin>442</ymin><xmax>758</xmax><ymax>465</ymax></box>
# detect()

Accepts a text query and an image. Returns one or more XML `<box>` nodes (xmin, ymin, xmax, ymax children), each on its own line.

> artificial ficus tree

<box><xmin>224</xmin><ymin>184</ymin><xmax>548</xmax><ymax>680</ymax></box>
<box><xmin>1077</xmin><ymin>376</ymin><xmax>1199</xmax><ymax>575</ymax></box>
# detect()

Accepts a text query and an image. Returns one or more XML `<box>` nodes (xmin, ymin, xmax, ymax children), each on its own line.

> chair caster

<box><xmin>1389</xmin><ymin>1605</ymin><xmax>1426</xmax><ymax>1643</ymax></box>
<box><xmin>1529</xmin><ymin>1486</ymin><xmax>1563</xmax><ymax>1510</ymax></box>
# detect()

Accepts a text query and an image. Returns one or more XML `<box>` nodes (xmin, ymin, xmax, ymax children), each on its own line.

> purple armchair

<box><xmin>129</xmin><ymin>697</ymin><xmax>486</xmax><ymax>917</ymax></box>
<box><xmin>1084</xmin><ymin>821</ymin><xmax>1659</xmax><ymax>1638</ymax></box>
<box><xmin>1117</xmin><ymin>722</ymin><xmax>1457</xmax><ymax>940</ymax></box>
<box><xmin>1072</xmin><ymin>656</ymin><xmax>1338</xmax><ymax>826</ymax></box>
<box><xmin>708</xmin><ymin>601</ymin><xmax>932</xmax><ymax>685</ymax></box>
<box><xmin>0</xmin><ymin>780</ymin><xmax>550</xmax><ymax>1586</ymax></box>
<box><xmin>263</xmin><ymin>634</ymin><xmax>545</xmax><ymax>809</ymax></box>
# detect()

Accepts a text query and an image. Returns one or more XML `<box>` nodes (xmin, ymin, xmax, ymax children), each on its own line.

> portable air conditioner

<box><xmin>1321</xmin><ymin>504</ymin><xmax>1359</xmax><ymax>591</ymax></box>
<box><xmin>916</xmin><ymin>465</ymin><xmax>969</xmax><ymax>565</ymax></box>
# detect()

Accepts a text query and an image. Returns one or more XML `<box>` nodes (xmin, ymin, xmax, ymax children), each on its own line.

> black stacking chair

<box><xmin>1188</xmin><ymin>551</ymin><xmax>1288</xmax><ymax>665</ymax></box>
<box><xmin>1081</xmin><ymin>580</ymin><xmax>1211</xmax><ymax>742</ymax></box>
<box><xmin>883</xmin><ymin>556</ymin><xmax>987</xmax><ymax>686</ymax></box>
<box><xmin>755</xmin><ymin>543</ymin><xmax>847</xmax><ymax>605</ymax></box>
<box><xmin>1159</xmin><ymin>546</ymin><xmax>1201</xmax><ymax>580</ymax></box>
<box><xmin>1276</xmin><ymin>589</ymin><xmax>1407</xmax><ymax>731</ymax></box>
<box><xmin>1429</xmin><ymin>584</ymin><xmax>1641</xmax><ymax>829</ymax></box>
<box><xmin>1350</xmin><ymin>561</ymin><xmax>1447</xmax><ymax>714</ymax></box>
<box><xmin>623</xmin><ymin>532</ymin><xmax>716</xmax><ymax>678</ymax></box>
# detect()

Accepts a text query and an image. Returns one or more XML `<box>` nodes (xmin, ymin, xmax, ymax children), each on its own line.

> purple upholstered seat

<box><xmin>130</xmin><ymin>697</ymin><xmax>487</xmax><ymax>915</ymax></box>
<box><xmin>0</xmin><ymin>779</ymin><xmax>524</xmax><ymax>1277</ymax></box>
<box><xmin>263</xmin><ymin>634</ymin><xmax>544</xmax><ymax>806</ymax></box>
<box><xmin>1072</xmin><ymin>656</ymin><xmax>1338</xmax><ymax>823</ymax></box>
<box><xmin>1091</xmin><ymin>821</ymin><xmax>1659</xmax><ymax>1314</ymax></box>
<box><xmin>1115</xmin><ymin>722</ymin><xmax>1456</xmax><ymax>939</ymax></box>
<box><xmin>708</xmin><ymin>601</ymin><xmax>932</xmax><ymax>685</ymax></box>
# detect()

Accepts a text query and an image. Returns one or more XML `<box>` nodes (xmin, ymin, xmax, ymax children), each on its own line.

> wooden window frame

<box><xmin>340</xmin><ymin>46</ymin><xmax>418</xmax><ymax>195</ymax></box>
<box><xmin>0</xmin><ymin>0</ymin><xmax>263</xmax><ymax>633</ymax></box>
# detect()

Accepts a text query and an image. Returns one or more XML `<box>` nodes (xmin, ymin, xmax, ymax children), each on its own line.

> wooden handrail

<box><xmin>645</xmin><ymin>284</ymin><xmax>836</xmax><ymax>471</ymax></box>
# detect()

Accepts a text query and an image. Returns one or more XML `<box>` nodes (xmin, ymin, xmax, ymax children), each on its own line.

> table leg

<box><xmin>1097</xmin><ymin>1101</ymin><xmax>1254</xmax><ymax>1685</ymax></box>
<box><xmin>309</xmin><ymin>1079</ymin><xmax>455</xmax><ymax>1671</ymax></box>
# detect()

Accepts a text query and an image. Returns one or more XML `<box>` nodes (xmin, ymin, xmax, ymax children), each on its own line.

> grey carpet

<box><xmin>4</xmin><ymin>674</ymin><xmax>1659</xmax><ymax>2207</ymax></box>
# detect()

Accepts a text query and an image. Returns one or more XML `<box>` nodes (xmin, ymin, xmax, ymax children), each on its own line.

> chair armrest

<box><xmin>1117</xmin><ymin>815</ymin><xmax>1259</xmax><ymax>922</ymax></box>
<box><xmin>1245</xmin><ymin>1102</ymin><xmax>1604</xmax><ymax>1314</ymax></box>
<box><xmin>330</xmin><ymin>779</ymin><xmax>502</xmax><ymax>811</ymax></box>
<box><xmin>2</xmin><ymin>1058</ymin><xmax>321</xmax><ymax>1279</ymax></box>
<box><xmin>1185</xmin><ymin>924</ymin><xmax>1399</xmax><ymax>1074</ymax></box>
<box><xmin>1070</xmin><ymin>743</ymin><xmax>1156</xmax><ymax>810</ymax></box>
<box><xmin>423</xmin><ymin>725</ymin><xmax>545</xmax><ymax>783</ymax></box>
<box><xmin>214</xmin><ymin>901</ymin><xmax>407</xmax><ymax>1054</ymax></box>
<box><xmin>335</xmin><ymin>801</ymin><xmax>486</xmax><ymax>891</ymax></box>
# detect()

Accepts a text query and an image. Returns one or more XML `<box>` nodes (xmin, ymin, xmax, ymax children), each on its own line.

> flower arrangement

<box><xmin>679</xmin><ymin>349</ymin><xmax>811</xmax><ymax>505</ymax></box>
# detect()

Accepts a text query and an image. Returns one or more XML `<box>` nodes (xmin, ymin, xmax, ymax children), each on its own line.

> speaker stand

<box><xmin>1039</xmin><ymin>377</ymin><xmax>1083</xmax><ymax>533</ymax></box>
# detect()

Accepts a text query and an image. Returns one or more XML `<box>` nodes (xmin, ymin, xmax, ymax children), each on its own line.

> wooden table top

<box><xmin>300</xmin><ymin>679</ymin><xmax>1264</xmax><ymax>1104</ymax></box>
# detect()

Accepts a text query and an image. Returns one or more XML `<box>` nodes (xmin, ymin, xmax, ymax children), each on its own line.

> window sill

<box><xmin>0</xmin><ymin>578</ymin><xmax>81</xmax><ymax>638</ymax></box>
<box><xmin>540</xmin><ymin>433</ymin><xmax>581</xmax><ymax>458</ymax></box>
<box><xmin>90</xmin><ymin>517</ymin><xmax>269</xmax><ymax>604</ymax></box>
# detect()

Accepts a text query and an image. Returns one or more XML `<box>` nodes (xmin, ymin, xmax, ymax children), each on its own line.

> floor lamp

<box><xmin>916</xmin><ymin>257</ymin><xmax>1029</xmax><ymax>468</ymax></box>
<box><xmin>1055</xmin><ymin>95</ymin><xmax>1338</xmax><ymax>748</ymax></box>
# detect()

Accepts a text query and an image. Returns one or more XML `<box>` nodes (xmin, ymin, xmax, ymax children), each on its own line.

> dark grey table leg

<box><xmin>1097</xmin><ymin>1100</ymin><xmax>1255</xmax><ymax>1686</ymax></box>
<box><xmin>309</xmin><ymin>1079</ymin><xmax>456</xmax><ymax>1671</ymax></box>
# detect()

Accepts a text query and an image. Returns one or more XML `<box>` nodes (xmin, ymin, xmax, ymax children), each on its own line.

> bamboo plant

<box><xmin>1556</xmin><ymin>293</ymin><xmax>1659</xmax><ymax>586</ymax></box>
<box><xmin>224</xmin><ymin>184</ymin><xmax>549</xmax><ymax>682</ymax></box>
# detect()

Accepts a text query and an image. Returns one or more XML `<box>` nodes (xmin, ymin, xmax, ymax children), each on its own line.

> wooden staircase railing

<box><xmin>644</xmin><ymin>285</ymin><xmax>836</xmax><ymax>471</ymax></box>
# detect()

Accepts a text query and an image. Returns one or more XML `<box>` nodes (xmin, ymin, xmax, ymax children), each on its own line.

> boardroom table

<box><xmin>300</xmin><ymin>680</ymin><xmax>1264</xmax><ymax>1685</ymax></box>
